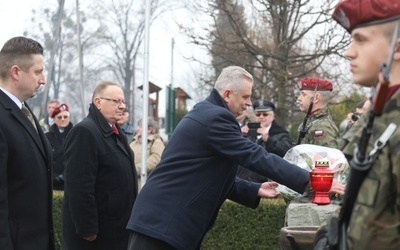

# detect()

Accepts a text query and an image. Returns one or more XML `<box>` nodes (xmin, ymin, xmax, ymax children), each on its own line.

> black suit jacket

<box><xmin>0</xmin><ymin>89</ymin><xmax>55</xmax><ymax>249</ymax></box>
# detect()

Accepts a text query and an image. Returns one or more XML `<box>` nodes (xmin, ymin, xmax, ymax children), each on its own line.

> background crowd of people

<box><xmin>1</xmin><ymin>0</ymin><xmax>400</xmax><ymax>248</ymax></box>
<box><xmin>0</xmin><ymin>36</ymin><xmax>372</xmax><ymax>250</ymax></box>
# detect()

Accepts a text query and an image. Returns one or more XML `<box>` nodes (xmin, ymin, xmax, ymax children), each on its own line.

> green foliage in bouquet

<box><xmin>278</xmin><ymin>144</ymin><xmax>350</xmax><ymax>203</ymax></box>
<box><xmin>300</xmin><ymin>153</ymin><xmax>313</xmax><ymax>171</ymax></box>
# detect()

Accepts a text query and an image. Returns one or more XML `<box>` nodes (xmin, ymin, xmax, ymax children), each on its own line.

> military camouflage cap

<box><xmin>333</xmin><ymin>0</ymin><xmax>400</xmax><ymax>33</ymax></box>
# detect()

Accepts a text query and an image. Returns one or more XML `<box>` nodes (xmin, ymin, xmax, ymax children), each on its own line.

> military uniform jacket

<box><xmin>298</xmin><ymin>106</ymin><xmax>339</xmax><ymax>148</ymax></box>
<box><xmin>126</xmin><ymin>89</ymin><xmax>310</xmax><ymax>249</ymax></box>
<box><xmin>339</xmin><ymin>89</ymin><xmax>400</xmax><ymax>249</ymax></box>
<box><xmin>0</xmin><ymin>90</ymin><xmax>55</xmax><ymax>250</ymax></box>
<box><xmin>39</xmin><ymin>116</ymin><xmax>51</xmax><ymax>133</ymax></box>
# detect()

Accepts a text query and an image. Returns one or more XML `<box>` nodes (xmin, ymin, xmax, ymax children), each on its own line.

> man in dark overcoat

<box><xmin>63</xmin><ymin>81</ymin><xmax>138</xmax><ymax>250</ymax></box>
<box><xmin>0</xmin><ymin>37</ymin><xmax>55</xmax><ymax>249</ymax></box>
<box><xmin>45</xmin><ymin>103</ymin><xmax>73</xmax><ymax>190</ymax></box>
<box><xmin>126</xmin><ymin>66</ymin><xmax>313</xmax><ymax>249</ymax></box>
<box><xmin>238</xmin><ymin>99</ymin><xmax>294</xmax><ymax>183</ymax></box>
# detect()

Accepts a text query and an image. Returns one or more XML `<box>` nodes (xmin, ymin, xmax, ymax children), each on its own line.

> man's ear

<box><xmin>394</xmin><ymin>38</ymin><xmax>400</xmax><ymax>61</ymax></box>
<box><xmin>222</xmin><ymin>89</ymin><xmax>231</xmax><ymax>102</ymax></box>
<box><xmin>93</xmin><ymin>97</ymin><xmax>101</xmax><ymax>109</ymax></box>
<box><xmin>313</xmin><ymin>92</ymin><xmax>320</xmax><ymax>103</ymax></box>
<box><xmin>10</xmin><ymin>65</ymin><xmax>20</xmax><ymax>80</ymax></box>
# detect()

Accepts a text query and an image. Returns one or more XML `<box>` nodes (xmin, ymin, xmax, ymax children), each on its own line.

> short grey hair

<box><xmin>382</xmin><ymin>20</ymin><xmax>399</xmax><ymax>41</ymax></box>
<box><xmin>92</xmin><ymin>81</ymin><xmax>120</xmax><ymax>102</ymax></box>
<box><xmin>214</xmin><ymin>66</ymin><xmax>253</xmax><ymax>94</ymax></box>
<box><xmin>318</xmin><ymin>91</ymin><xmax>331</xmax><ymax>105</ymax></box>
<box><xmin>138</xmin><ymin>117</ymin><xmax>159</xmax><ymax>134</ymax></box>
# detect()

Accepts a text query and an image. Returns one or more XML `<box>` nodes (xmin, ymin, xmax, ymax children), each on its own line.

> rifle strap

<box><xmin>303</xmin><ymin>116</ymin><xmax>334</xmax><ymax>132</ymax></box>
<box><xmin>368</xmin><ymin>123</ymin><xmax>397</xmax><ymax>158</ymax></box>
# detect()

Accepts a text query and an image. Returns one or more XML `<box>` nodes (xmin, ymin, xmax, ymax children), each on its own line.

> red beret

<box><xmin>51</xmin><ymin>104</ymin><xmax>69</xmax><ymax>118</ymax></box>
<box><xmin>333</xmin><ymin>0</ymin><xmax>400</xmax><ymax>33</ymax></box>
<box><xmin>298</xmin><ymin>77</ymin><xmax>333</xmax><ymax>91</ymax></box>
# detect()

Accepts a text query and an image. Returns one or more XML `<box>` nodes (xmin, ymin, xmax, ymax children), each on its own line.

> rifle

<box><xmin>335</xmin><ymin>21</ymin><xmax>399</xmax><ymax>250</ymax></box>
<box><xmin>296</xmin><ymin>85</ymin><xmax>318</xmax><ymax>145</ymax></box>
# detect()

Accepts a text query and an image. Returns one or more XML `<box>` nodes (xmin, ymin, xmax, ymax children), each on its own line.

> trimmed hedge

<box><xmin>53</xmin><ymin>192</ymin><xmax>286</xmax><ymax>249</ymax></box>
<box><xmin>53</xmin><ymin>191</ymin><xmax>64</xmax><ymax>250</ymax></box>
<box><xmin>202</xmin><ymin>199</ymin><xmax>286</xmax><ymax>249</ymax></box>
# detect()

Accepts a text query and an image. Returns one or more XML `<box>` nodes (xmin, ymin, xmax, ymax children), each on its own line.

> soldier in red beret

<box><xmin>296</xmin><ymin>77</ymin><xmax>339</xmax><ymax>148</ymax></box>
<box><xmin>45</xmin><ymin>103</ymin><xmax>73</xmax><ymax>190</ymax></box>
<box><xmin>315</xmin><ymin>1</ymin><xmax>400</xmax><ymax>249</ymax></box>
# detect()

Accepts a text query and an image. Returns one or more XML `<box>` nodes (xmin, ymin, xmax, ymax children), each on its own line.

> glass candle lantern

<box><xmin>310</xmin><ymin>160</ymin><xmax>334</xmax><ymax>205</ymax></box>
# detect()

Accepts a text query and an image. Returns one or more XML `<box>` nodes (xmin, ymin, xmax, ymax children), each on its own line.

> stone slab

<box><xmin>284</xmin><ymin>202</ymin><xmax>340</xmax><ymax>227</ymax></box>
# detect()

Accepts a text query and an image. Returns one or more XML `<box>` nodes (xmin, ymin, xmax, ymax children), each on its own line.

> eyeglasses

<box><xmin>56</xmin><ymin>115</ymin><xmax>69</xmax><ymax>120</ymax></box>
<box><xmin>255</xmin><ymin>112</ymin><xmax>273</xmax><ymax>117</ymax></box>
<box><xmin>100</xmin><ymin>97</ymin><xmax>126</xmax><ymax>106</ymax></box>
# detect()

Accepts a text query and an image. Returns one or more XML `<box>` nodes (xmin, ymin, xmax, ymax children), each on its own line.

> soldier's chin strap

<box><xmin>295</xmin><ymin>85</ymin><xmax>318</xmax><ymax>145</ymax></box>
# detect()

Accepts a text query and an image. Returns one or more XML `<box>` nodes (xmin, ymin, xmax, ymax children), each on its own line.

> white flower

<box><xmin>277</xmin><ymin>144</ymin><xmax>349</xmax><ymax>201</ymax></box>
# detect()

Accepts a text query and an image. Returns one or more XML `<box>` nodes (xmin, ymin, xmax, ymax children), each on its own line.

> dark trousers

<box><xmin>127</xmin><ymin>231</ymin><xmax>176</xmax><ymax>250</ymax></box>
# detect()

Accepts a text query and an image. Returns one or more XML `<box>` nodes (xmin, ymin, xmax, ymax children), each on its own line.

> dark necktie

<box><xmin>22</xmin><ymin>104</ymin><xmax>38</xmax><ymax>132</ymax></box>
<box><xmin>112</xmin><ymin>124</ymin><xmax>119</xmax><ymax>135</ymax></box>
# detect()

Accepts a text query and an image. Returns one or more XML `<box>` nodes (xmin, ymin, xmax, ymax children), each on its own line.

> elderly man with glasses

<box><xmin>238</xmin><ymin>99</ymin><xmax>293</xmax><ymax>182</ymax></box>
<box><xmin>45</xmin><ymin>103</ymin><xmax>73</xmax><ymax>190</ymax></box>
<box><xmin>62</xmin><ymin>81</ymin><xmax>138</xmax><ymax>250</ymax></box>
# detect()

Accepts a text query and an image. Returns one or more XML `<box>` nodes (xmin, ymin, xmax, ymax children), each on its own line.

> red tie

<box><xmin>112</xmin><ymin>124</ymin><xmax>119</xmax><ymax>135</ymax></box>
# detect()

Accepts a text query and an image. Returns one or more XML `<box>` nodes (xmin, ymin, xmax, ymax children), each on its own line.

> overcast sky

<box><xmin>0</xmin><ymin>0</ymin><xmax>43</xmax><ymax>46</ymax></box>
<box><xmin>0</xmin><ymin>0</ymin><xmax>204</xmax><ymax>119</ymax></box>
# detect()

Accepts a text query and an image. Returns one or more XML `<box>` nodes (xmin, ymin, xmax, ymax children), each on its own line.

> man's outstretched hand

<box><xmin>258</xmin><ymin>181</ymin><xmax>280</xmax><ymax>198</ymax></box>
